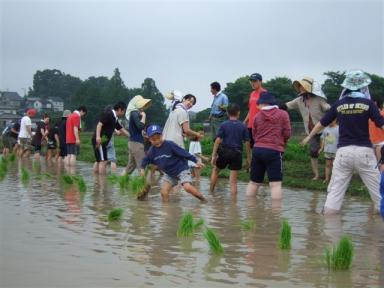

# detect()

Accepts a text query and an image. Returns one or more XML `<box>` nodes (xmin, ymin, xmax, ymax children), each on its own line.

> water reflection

<box><xmin>0</xmin><ymin>161</ymin><xmax>383</xmax><ymax>287</ymax></box>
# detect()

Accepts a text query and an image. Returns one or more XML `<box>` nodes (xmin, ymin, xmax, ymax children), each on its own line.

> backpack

<box><xmin>1</xmin><ymin>122</ymin><xmax>14</xmax><ymax>136</ymax></box>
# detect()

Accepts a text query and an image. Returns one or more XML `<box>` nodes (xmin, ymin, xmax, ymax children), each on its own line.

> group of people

<box><xmin>2</xmin><ymin>69</ymin><xmax>383</xmax><ymax>215</ymax></box>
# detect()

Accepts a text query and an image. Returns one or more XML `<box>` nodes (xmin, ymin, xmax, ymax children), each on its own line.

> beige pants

<box><xmin>325</xmin><ymin>146</ymin><xmax>381</xmax><ymax>211</ymax></box>
<box><xmin>126</xmin><ymin>141</ymin><xmax>145</xmax><ymax>174</ymax></box>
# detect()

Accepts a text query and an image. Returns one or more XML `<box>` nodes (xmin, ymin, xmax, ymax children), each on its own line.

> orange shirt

<box><xmin>369</xmin><ymin>110</ymin><xmax>384</xmax><ymax>144</ymax></box>
<box><xmin>248</xmin><ymin>88</ymin><xmax>267</xmax><ymax>128</ymax></box>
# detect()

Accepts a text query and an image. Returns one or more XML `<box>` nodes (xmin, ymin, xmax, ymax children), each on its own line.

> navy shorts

<box><xmin>250</xmin><ymin>147</ymin><xmax>283</xmax><ymax>183</ymax></box>
<box><xmin>215</xmin><ymin>146</ymin><xmax>242</xmax><ymax>171</ymax></box>
<box><xmin>67</xmin><ymin>143</ymin><xmax>80</xmax><ymax>155</ymax></box>
<box><xmin>59</xmin><ymin>145</ymin><xmax>67</xmax><ymax>158</ymax></box>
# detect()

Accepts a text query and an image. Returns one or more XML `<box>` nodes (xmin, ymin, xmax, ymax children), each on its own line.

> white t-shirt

<box><xmin>19</xmin><ymin>116</ymin><xmax>32</xmax><ymax>139</ymax></box>
<box><xmin>321</xmin><ymin>125</ymin><xmax>339</xmax><ymax>154</ymax></box>
<box><xmin>162</xmin><ymin>107</ymin><xmax>189</xmax><ymax>148</ymax></box>
<box><xmin>188</xmin><ymin>141</ymin><xmax>202</xmax><ymax>167</ymax></box>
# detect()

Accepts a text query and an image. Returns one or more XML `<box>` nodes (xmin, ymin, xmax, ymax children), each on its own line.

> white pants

<box><xmin>325</xmin><ymin>146</ymin><xmax>381</xmax><ymax>211</ymax></box>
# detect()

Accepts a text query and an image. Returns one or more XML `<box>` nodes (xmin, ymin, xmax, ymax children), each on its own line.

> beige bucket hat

<box><xmin>293</xmin><ymin>76</ymin><xmax>314</xmax><ymax>94</ymax></box>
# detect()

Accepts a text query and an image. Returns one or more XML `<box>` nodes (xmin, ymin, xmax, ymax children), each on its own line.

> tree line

<box><xmin>27</xmin><ymin>68</ymin><xmax>384</xmax><ymax>129</ymax></box>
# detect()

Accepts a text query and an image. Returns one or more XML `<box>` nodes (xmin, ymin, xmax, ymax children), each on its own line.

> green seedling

<box><xmin>21</xmin><ymin>167</ymin><xmax>30</xmax><ymax>184</ymax></box>
<box><xmin>107</xmin><ymin>174</ymin><xmax>120</xmax><ymax>184</ymax></box>
<box><xmin>204</xmin><ymin>227</ymin><xmax>224</xmax><ymax>254</ymax></box>
<box><xmin>118</xmin><ymin>174</ymin><xmax>130</xmax><ymax>190</ymax></box>
<box><xmin>325</xmin><ymin>235</ymin><xmax>354</xmax><ymax>271</ymax></box>
<box><xmin>108</xmin><ymin>208</ymin><xmax>124</xmax><ymax>222</ymax></box>
<box><xmin>61</xmin><ymin>175</ymin><xmax>74</xmax><ymax>185</ymax></box>
<box><xmin>279</xmin><ymin>219</ymin><xmax>292</xmax><ymax>250</ymax></box>
<box><xmin>8</xmin><ymin>153</ymin><xmax>16</xmax><ymax>162</ymax></box>
<box><xmin>73</xmin><ymin>175</ymin><xmax>87</xmax><ymax>193</ymax></box>
<box><xmin>32</xmin><ymin>161</ymin><xmax>41</xmax><ymax>174</ymax></box>
<box><xmin>177</xmin><ymin>213</ymin><xmax>205</xmax><ymax>238</ymax></box>
<box><xmin>240</xmin><ymin>219</ymin><xmax>256</xmax><ymax>231</ymax></box>
<box><xmin>129</xmin><ymin>175</ymin><xmax>150</xmax><ymax>200</ymax></box>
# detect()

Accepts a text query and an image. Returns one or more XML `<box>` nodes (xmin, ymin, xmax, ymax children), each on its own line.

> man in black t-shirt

<box><xmin>32</xmin><ymin>114</ymin><xmax>50</xmax><ymax>160</ymax></box>
<box><xmin>92</xmin><ymin>101</ymin><xmax>129</xmax><ymax>174</ymax></box>
<box><xmin>302</xmin><ymin>70</ymin><xmax>383</xmax><ymax>215</ymax></box>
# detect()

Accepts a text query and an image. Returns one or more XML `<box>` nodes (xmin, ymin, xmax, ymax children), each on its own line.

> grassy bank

<box><xmin>76</xmin><ymin>132</ymin><xmax>371</xmax><ymax>197</ymax></box>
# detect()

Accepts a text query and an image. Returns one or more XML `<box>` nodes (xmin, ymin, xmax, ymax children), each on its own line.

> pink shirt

<box><xmin>253</xmin><ymin>107</ymin><xmax>291</xmax><ymax>152</ymax></box>
<box><xmin>66</xmin><ymin>111</ymin><xmax>81</xmax><ymax>144</ymax></box>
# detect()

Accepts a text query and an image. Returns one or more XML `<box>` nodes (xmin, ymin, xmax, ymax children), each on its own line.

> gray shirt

<box><xmin>321</xmin><ymin>126</ymin><xmax>339</xmax><ymax>154</ymax></box>
<box><xmin>163</xmin><ymin>107</ymin><xmax>189</xmax><ymax>148</ymax></box>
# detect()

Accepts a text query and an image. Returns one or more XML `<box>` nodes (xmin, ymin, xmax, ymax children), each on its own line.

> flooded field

<box><xmin>1</xmin><ymin>160</ymin><xmax>383</xmax><ymax>287</ymax></box>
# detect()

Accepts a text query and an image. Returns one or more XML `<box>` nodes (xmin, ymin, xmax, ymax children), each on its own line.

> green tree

<box><xmin>29</xmin><ymin>69</ymin><xmax>82</xmax><ymax>105</ymax></box>
<box><xmin>140</xmin><ymin>78</ymin><xmax>168</xmax><ymax>125</ymax></box>
<box><xmin>368</xmin><ymin>74</ymin><xmax>384</xmax><ymax>104</ymax></box>
<box><xmin>321</xmin><ymin>71</ymin><xmax>345</xmax><ymax>104</ymax></box>
<box><xmin>223</xmin><ymin>76</ymin><xmax>252</xmax><ymax>120</ymax></box>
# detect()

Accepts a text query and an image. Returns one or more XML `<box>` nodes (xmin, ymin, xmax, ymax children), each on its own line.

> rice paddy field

<box><xmin>0</xmin><ymin>158</ymin><xmax>383</xmax><ymax>287</ymax></box>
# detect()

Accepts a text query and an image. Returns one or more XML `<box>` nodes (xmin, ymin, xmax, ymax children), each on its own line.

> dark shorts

<box><xmin>215</xmin><ymin>146</ymin><xmax>243</xmax><ymax>171</ymax></box>
<box><xmin>309</xmin><ymin>134</ymin><xmax>321</xmax><ymax>158</ymax></box>
<box><xmin>92</xmin><ymin>139</ymin><xmax>107</xmax><ymax>162</ymax></box>
<box><xmin>250</xmin><ymin>147</ymin><xmax>283</xmax><ymax>183</ymax></box>
<box><xmin>33</xmin><ymin>144</ymin><xmax>42</xmax><ymax>152</ymax></box>
<box><xmin>2</xmin><ymin>135</ymin><xmax>17</xmax><ymax>149</ymax></box>
<box><xmin>47</xmin><ymin>140</ymin><xmax>57</xmax><ymax>150</ymax></box>
<box><xmin>59</xmin><ymin>145</ymin><xmax>67</xmax><ymax>158</ymax></box>
<box><xmin>67</xmin><ymin>143</ymin><xmax>80</xmax><ymax>155</ymax></box>
<box><xmin>248</xmin><ymin>128</ymin><xmax>255</xmax><ymax>149</ymax></box>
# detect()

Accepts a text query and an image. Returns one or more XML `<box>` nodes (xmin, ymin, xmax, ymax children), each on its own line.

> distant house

<box><xmin>25</xmin><ymin>97</ymin><xmax>43</xmax><ymax>112</ymax></box>
<box><xmin>0</xmin><ymin>91</ymin><xmax>23</xmax><ymax>115</ymax></box>
<box><xmin>47</xmin><ymin>97</ymin><xmax>64</xmax><ymax>112</ymax></box>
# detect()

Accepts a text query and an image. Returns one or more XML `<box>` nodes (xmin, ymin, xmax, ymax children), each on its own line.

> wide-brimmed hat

<box><xmin>62</xmin><ymin>110</ymin><xmax>71</xmax><ymax>117</ymax></box>
<box><xmin>165</xmin><ymin>90</ymin><xmax>184</xmax><ymax>101</ymax></box>
<box><xmin>341</xmin><ymin>70</ymin><xmax>371</xmax><ymax>91</ymax></box>
<box><xmin>257</xmin><ymin>91</ymin><xmax>277</xmax><ymax>105</ymax></box>
<box><xmin>137</xmin><ymin>97</ymin><xmax>151</xmax><ymax>109</ymax></box>
<box><xmin>293</xmin><ymin>76</ymin><xmax>314</xmax><ymax>93</ymax></box>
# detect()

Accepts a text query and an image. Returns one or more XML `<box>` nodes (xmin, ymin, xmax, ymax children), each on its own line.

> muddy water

<box><xmin>0</xmin><ymin>160</ymin><xmax>383</xmax><ymax>287</ymax></box>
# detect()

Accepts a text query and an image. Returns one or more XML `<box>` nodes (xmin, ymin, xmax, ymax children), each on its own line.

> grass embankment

<box><xmin>77</xmin><ymin>132</ymin><xmax>369</xmax><ymax>197</ymax></box>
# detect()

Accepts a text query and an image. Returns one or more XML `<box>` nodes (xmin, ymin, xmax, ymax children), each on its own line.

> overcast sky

<box><xmin>1</xmin><ymin>0</ymin><xmax>383</xmax><ymax>111</ymax></box>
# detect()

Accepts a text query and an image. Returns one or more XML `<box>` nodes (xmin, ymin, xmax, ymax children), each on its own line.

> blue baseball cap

<box><xmin>146</xmin><ymin>125</ymin><xmax>163</xmax><ymax>137</ymax></box>
<box><xmin>249</xmin><ymin>73</ymin><xmax>262</xmax><ymax>81</ymax></box>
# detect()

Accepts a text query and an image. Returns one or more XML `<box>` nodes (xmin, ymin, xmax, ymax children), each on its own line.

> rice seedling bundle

<box><xmin>61</xmin><ymin>175</ymin><xmax>74</xmax><ymax>185</ymax></box>
<box><xmin>325</xmin><ymin>235</ymin><xmax>354</xmax><ymax>271</ymax></box>
<box><xmin>177</xmin><ymin>213</ymin><xmax>205</xmax><ymax>238</ymax></box>
<box><xmin>107</xmin><ymin>174</ymin><xmax>120</xmax><ymax>184</ymax></box>
<box><xmin>21</xmin><ymin>168</ymin><xmax>30</xmax><ymax>184</ymax></box>
<box><xmin>8</xmin><ymin>153</ymin><xmax>16</xmax><ymax>162</ymax></box>
<box><xmin>129</xmin><ymin>175</ymin><xmax>150</xmax><ymax>200</ymax></box>
<box><xmin>279</xmin><ymin>219</ymin><xmax>291</xmax><ymax>250</ymax></box>
<box><xmin>240</xmin><ymin>219</ymin><xmax>256</xmax><ymax>231</ymax></box>
<box><xmin>108</xmin><ymin>208</ymin><xmax>124</xmax><ymax>222</ymax></box>
<box><xmin>73</xmin><ymin>175</ymin><xmax>87</xmax><ymax>193</ymax></box>
<box><xmin>204</xmin><ymin>227</ymin><xmax>224</xmax><ymax>254</ymax></box>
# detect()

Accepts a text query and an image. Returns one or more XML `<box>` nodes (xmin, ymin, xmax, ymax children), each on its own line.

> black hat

<box><xmin>257</xmin><ymin>91</ymin><xmax>277</xmax><ymax>105</ymax></box>
<box><xmin>249</xmin><ymin>73</ymin><xmax>263</xmax><ymax>81</ymax></box>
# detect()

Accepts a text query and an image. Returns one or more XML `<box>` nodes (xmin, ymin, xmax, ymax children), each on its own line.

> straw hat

<box><xmin>136</xmin><ymin>96</ymin><xmax>151</xmax><ymax>109</ymax></box>
<box><xmin>293</xmin><ymin>76</ymin><xmax>314</xmax><ymax>94</ymax></box>
<box><xmin>165</xmin><ymin>90</ymin><xmax>184</xmax><ymax>101</ymax></box>
<box><xmin>341</xmin><ymin>70</ymin><xmax>371</xmax><ymax>91</ymax></box>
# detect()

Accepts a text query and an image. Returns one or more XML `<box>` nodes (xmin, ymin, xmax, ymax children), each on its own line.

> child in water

<box><xmin>140</xmin><ymin>125</ymin><xmax>207</xmax><ymax>202</ymax></box>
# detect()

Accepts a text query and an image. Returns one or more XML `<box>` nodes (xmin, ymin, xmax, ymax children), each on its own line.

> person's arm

<box><xmin>54</xmin><ymin>132</ymin><xmax>60</xmax><ymax>148</ymax></box>
<box><xmin>284</xmin><ymin>97</ymin><xmax>299</xmax><ymax>111</ymax></box>
<box><xmin>11</xmin><ymin>127</ymin><xmax>19</xmax><ymax>135</ymax></box>
<box><xmin>282</xmin><ymin>112</ymin><xmax>292</xmax><ymax>144</ymax></box>
<box><xmin>131</xmin><ymin>111</ymin><xmax>145</xmax><ymax>130</ymax></box>
<box><xmin>95</xmin><ymin>122</ymin><xmax>103</xmax><ymax>147</ymax></box>
<box><xmin>182</xmin><ymin>121</ymin><xmax>201</xmax><ymax>139</ymax></box>
<box><xmin>245</xmin><ymin>140</ymin><xmax>251</xmax><ymax>168</ymax></box>
<box><xmin>301</xmin><ymin>122</ymin><xmax>324</xmax><ymax>145</ymax></box>
<box><xmin>243</xmin><ymin>112</ymin><xmax>249</xmax><ymax>125</ymax></box>
<box><xmin>140</xmin><ymin>153</ymin><xmax>152</xmax><ymax>176</ymax></box>
<box><xmin>319</xmin><ymin>136</ymin><xmax>324</xmax><ymax>154</ymax></box>
<box><xmin>219</xmin><ymin>95</ymin><xmax>229</xmax><ymax>112</ymax></box>
<box><xmin>170</xmin><ymin>141</ymin><xmax>197</xmax><ymax>163</ymax></box>
<box><xmin>27</xmin><ymin>125</ymin><xmax>32</xmax><ymax>138</ymax></box>
<box><xmin>211</xmin><ymin>137</ymin><xmax>222</xmax><ymax>166</ymax></box>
